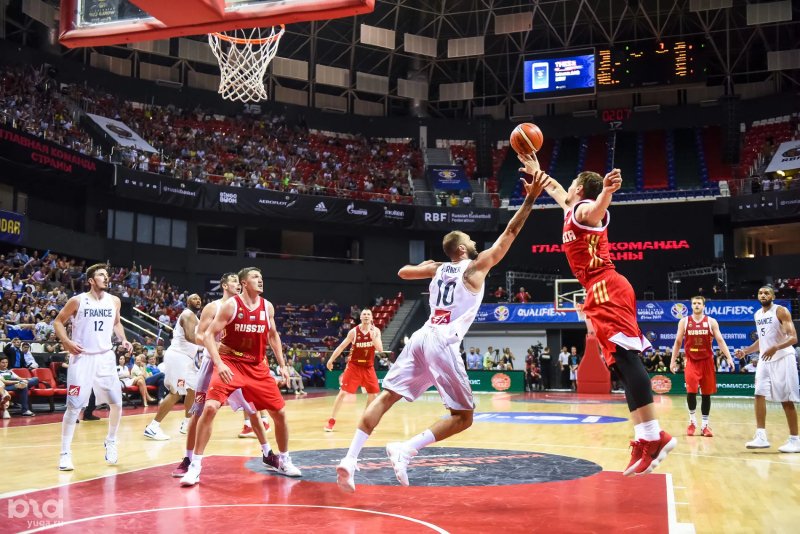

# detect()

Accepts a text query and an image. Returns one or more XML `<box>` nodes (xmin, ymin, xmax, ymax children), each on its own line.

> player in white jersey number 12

<box><xmin>336</xmin><ymin>169</ymin><xmax>550</xmax><ymax>493</ymax></box>
<box><xmin>54</xmin><ymin>263</ymin><xmax>132</xmax><ymax>471</ymax></box>
<box><xmin>737</xmin><ymin>285</ymin><xmax>799</xmax><ymax>453</ymax></box>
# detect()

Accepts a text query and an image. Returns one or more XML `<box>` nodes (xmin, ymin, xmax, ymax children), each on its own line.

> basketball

<box><xmin>510</xmin><ymin>123</ymin><xmax>544</xmax><ymax>155</ymax></box>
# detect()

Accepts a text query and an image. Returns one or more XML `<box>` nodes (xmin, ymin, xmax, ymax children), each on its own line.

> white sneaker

<box><xmin>778</xmin><ymin>438</ymin><xmax>800</xmax><ymax>453</ymax></box>
<box><xmin>144</xmin><ymin>422</ymin><xmax>170</xmax><ymax>441</ymax></box>
<box><xmin>1</xmin><ymin>409</ymin><xmax>9</xmax><ymax>419</ymax></box>
<box><xmin>745</xmin><ymin>432</ymin><xmax>771</xmax><ymax>449</ymax></box>
<box><xmin>104</xmin><ymin>439</ymin><xmax>118</xmax><ymax>464</ymax></box>
<box><xmin>277</xmin><ymin>454</ymin><xmax>302</xmax><ymax>477</ymax></box>
<box><xmin>59</xmin><ymin>452</ymin><xmax>74</xmax><ymax>471</ymax></box>
<box><xmin>336</xmin><ymin>457</ymin><xmax>358</xmax><ymax>493</ymax></box>
<box><xmin>179</xmin><ymin>418</ymin><xmax>190</xmax><ymax>435</ymax></box>
<box><xmin>180</xmin><ymin>462</ymin><xmax>202</xmax><ymax>486</ymax></box>
<box><xmin>386</xmin><ymin>442</ymin><xmax>418</xmax><ymax>486</ymax></box>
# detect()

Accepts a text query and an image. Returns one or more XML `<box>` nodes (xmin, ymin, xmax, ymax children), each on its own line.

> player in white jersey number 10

<box><xmin>336</xmin><ymin>169</ymin><xmax>551</xmax><ymax>493</ymax></box>
<box><xmin>53</xmin><ymin>263</ymin><xmax>132</xmax><ymax>471</ymax></box>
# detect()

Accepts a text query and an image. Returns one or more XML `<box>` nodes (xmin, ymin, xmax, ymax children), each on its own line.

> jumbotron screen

<box><xmin>522</xmin><ymin>49</ymin><xmax>596</xmax><ymax>100</ymax></box>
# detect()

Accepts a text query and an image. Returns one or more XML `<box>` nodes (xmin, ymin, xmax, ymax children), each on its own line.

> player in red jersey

<box><xmin>324</xmin><ymin>308</ymin><xmax>383</xmax><ymax>432</ymax></box>
<box><xmin>180</xmin><ymin>267</ymin><xmax>301</xmax><ymax>486</ymax></box>
<box><xmin>669</xmin><ymin>296</ymin><xmax>734</xmax><ymax>437</ymax></box>
<box><xmin>522</xmin><ymin>155</ymin><xmax>677</xmax><ymax>476</ymax></box>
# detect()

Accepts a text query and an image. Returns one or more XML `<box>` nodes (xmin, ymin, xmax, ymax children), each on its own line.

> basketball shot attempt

<box><xmin>335</xmin><ymin>169</ymin><xmax>549</xmax><ymax>493</ymax></box>
<box><xmin>524</xmin><ymin>156</ymin><xmax>677</xmax><ymax>476</ymax></box>
<box><xmin>738</xmin><ymin>286</ymin><xmax>799</xmax><ymax>453</ymax></box>
<box><xmin>324</xmin><ymin>309</ymin><xmax>383</xmax><ymax>432</ymax></box>
<box><xmin>180</xmin><ymin>267</ymin><xmax>301</xmax><ymax>486</ymax></box>
<box><xmin>669</xmin><ymin>296</ymin><xmax>733</xmax><ymax>437</ymax></box>
<box><xmin>54</xmin><ymin>264</ymin><xmax>132</xmax><ymax>471</ymax></box>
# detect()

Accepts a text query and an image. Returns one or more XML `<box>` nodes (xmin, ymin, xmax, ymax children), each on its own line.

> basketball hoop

<box><xmin>554</xmin><ymin>278</ymin><xmax>587</xmax><ymax>321</ymax></box>
<box><xmin>208</xmin><ymin>25</ymin><xmax>285</xmax><ymax>103</ymax></box>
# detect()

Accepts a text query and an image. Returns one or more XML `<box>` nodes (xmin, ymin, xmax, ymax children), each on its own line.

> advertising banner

<box><xmin>86</xmin><ymin>113</ymin><xmax>158</xmax><ymax>153</ymax></box>
<box><xmin>0</xmin><ymin>210</ymin><xmax>24</xmax><ymax>244</ymax></box>
<box><xmin>642</xmin><ymin>325</ymin><xmax>758</xmax><ymax>351</ymax></box>
<box><xmin>764</xmin><ymin>140</ymin><xmax>800</xmax><ymax>173</ymax></box>
<box><xmin>475</xmin><ymin>300</ymin><xmax>791</xmax><ymax>324</ymax></box>
<box><xmin>326</xmin><ymin>369</ymin><xmax>524</xmax><ymax>393</ymax></box>
<box><xmin>0</xmin><ymin>124</ymin><xmax>109</xmax><ymax>181</ymax></box>
<box><xmin>414</xmin><ymin>206</ymin><xmax>498</xmax><ymax>232</ymax></box>
<box><xmin>731</xmin><ymin>189</ymin><xmax>800</xmax><ymax>222</ymax></box>
<box><xmin>650</xmin><ymin>372</ymin><xmax>755</xmax><ymax>397</ymax></box>
<box><xmin>427</xmin><ymin>165</ymin><xmax>471</xmax><ymax>191</ymax></box>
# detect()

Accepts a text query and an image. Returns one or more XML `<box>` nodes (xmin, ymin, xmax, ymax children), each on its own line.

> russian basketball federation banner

<box><xmin>427</xmin><ymin>166</ymin><xmax>471</xmax><ymax>191</ymax></box>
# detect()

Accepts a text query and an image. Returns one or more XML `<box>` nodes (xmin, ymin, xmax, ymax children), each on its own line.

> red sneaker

<box><xmin>686</xmin><ymin>422</ymin><xmax>696</xmax><ymax>436</ymax></box>
<box><xmin>262</xmin><ymin>420</ymin><xmax>271</xmax><ymax>433</ymax></box>
<box><xmin>701</xmin><ymin>426</ymin><xmax>713</xmax><ymax>437</ymax></box>
<box><xmin>171</xmin><ymin>457</ymin><xmax>191</xmax><ymax>478</ymax></box>
<box><xmin>634</xmin><ymin>431</ymin><xmax>677</xmax><ymax>476</ymax></box>
<box><xmin>238</xmin><ymin>425</ymin><xmax>256</xmax><ymax>438</ymax></box>
<box><xmin>622</xmin><ymin>440</ymin><xmax>645</xmax><ymax>476</ymax></box>
<box><xmin>324</xmin><ymin>418</ymin><xmax>336</xmax><ymax>432</ymax></box>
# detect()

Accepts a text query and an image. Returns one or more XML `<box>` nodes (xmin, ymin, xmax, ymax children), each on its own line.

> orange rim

<box><xmin>211</xmin><ymin>24</ymin><xmax>285</xmax><ymax>45</ymax></box>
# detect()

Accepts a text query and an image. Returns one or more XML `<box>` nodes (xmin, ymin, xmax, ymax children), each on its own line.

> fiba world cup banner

<box><xmin>427</xmin><ymin>166</ymin><xmax>471</xmax><ymax>191</ymax></box>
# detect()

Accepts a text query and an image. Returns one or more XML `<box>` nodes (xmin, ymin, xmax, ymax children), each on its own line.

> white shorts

<box><xmin>66</xmin><ymin>350</ymin><xmax>122</xmax><ymax>409</ymax></box>
<box><xmin>163</xmin><ymin>346</ymin><xmax>195</xmax><ymax>395</ymax></box>
<box><xmin>190</xmin><ymin>350</ymin><xmax>255</xmax><ymax>416</ymax></box>
<box><xmin>755</xmin><ymin>355</ymin><xmax>800</xmax><ymax>402</ymax></box>
<box><xmin>382</xmin><ymin>325</ymin><xmax>475</xmax><ymax>411</ymax></box>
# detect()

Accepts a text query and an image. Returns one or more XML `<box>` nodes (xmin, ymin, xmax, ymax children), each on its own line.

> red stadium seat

<box><xmin>33</xmin><ymin>368</ymin><xmax>65</xmax><ymax>411</ymax></box>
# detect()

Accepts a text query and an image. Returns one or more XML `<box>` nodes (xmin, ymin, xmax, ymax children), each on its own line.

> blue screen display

<box><xmin>523</xmin><ymin>52</ymin><xmax>596</xmax><ymax>99</ymax></box>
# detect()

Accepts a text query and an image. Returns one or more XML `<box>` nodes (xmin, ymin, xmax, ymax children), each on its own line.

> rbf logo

<box><xmin>8</xmin><ymin>498</ymin><xmax>63</xmax><ymax>519</ymax></box>
<box><xmin>424</xmin><ymin>212</ymin><xmax>448</xmax><ymax>222</ymax></box>
<box><xmin>67</xmin><ymin>385</ymin><xmax>81</xmax><ymax>396</ymax></box>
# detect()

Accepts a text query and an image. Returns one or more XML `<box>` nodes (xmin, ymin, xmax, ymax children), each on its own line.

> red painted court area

<box><xmin>2</xmin><ymin>456</ymin><xmax>670</xmax><ymax>533</ymax></box>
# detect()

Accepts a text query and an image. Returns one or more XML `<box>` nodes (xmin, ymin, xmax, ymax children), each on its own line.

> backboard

<box><xmin>554</xmin><ymin>278</ymin><xmax>586</xmax><ymax>319</ymax></box>
<box><xmin>59</xmin><ymin>0</ymin><xmax>375</xmax><ymax>48</ymax></box>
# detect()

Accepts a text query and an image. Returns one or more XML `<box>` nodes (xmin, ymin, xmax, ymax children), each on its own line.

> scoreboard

<box><xmin>596</xmin><ymin>40</ymin><xmax>707</xmax><ymax>89</ymax></box>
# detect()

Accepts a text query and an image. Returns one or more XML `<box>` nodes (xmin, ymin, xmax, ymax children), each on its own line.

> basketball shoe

<box><xmin>386</xmin><ymin>442</ymin><xmax>418</xmax><ymax>486</ymax></box>
<box><xmin>58</xmin><ymin>452</ymin><xmax>74</xmax><ymax>471</ymax></box>
<box><xmin>336</xmin><ymin>457</ymin><xmax>358</xmax><ymax>493</ymax></box>
<box><xmin>144</xmin><ymin>421</ymin><xmax>170</xmax><ymax>441</ymax></box>
<box><xmin>180</xmin><ymin>462</ymin><xmax>201</xmax><ymax>486</ymax></box>
<box><xmin>172</xmin><ymin>457</ymin><xmax>191</xmax><ymax>477</ymax></box>
<box><xmin>104</xmin><ymin>439</ymin><xmax>118</xmax><ymax>464</ymax></box>
<box><xmin>778</xmin><ymin>437</ymin><xmax>800</xmax><ymax>453</ymax></box>
<box><xmin>263</xmin><ymin>451</ymin><xmax>302</xmax><ymax>477</ymax></box>
<box><xmin>324</xmin><ymin>418</ymin><xmax>336</xmax><ymax>432</ymax></box>
<box><xmin>633</xmin><ymin>431</ymin><xmax>677</xmax><ymax>475</ymax></box>
<box><xmin>179</xmin><ymin>418</ymin><xmax>190</xmax><ymax>435</ymax></box>
<box><xmin>622</xmin><ymin>439</ymin><xmax>645</xmax><ymax>476</ymax></box>
<box><xmin>701</xmin><ymin>426</ymin><xmax>713</xmax><ymax>437</ymax></box>
<box><xmin>745</xmin><ymin>430</ymin><xmax>770</xmax><ymax>449</ymax></box>
<box><xmin>238</xmin><ymin>424</ymin><xmax>256</xmax><ymax>438</ymax></box>
<box><xmin>686</xmin><ymin>422</ymin><xmax>696</xmax><ymax>436</ymax></box>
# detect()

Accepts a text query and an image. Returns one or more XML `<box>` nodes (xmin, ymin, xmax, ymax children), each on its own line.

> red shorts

<box><xmin>207</xmin><ymin>357</ymin><xmax>285</xmax><ymax>412</ymax></box>
<box><xmin>340</xmin><ymin>364</ymin><xmax>380</xmax><ymax>394</ymax></box>
<box><xmin>582</xmin><ymin>271</ymin><xmax>650</xmax><ymax>366</ymax></box>
<box><xmin>684</xmin><ymin>357</ymin><xmax>717</xmax><ymax>394</ymax></box>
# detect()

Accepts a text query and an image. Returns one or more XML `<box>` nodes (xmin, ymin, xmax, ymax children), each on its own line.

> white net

<box><xmin>208</xmin><ymin>25</ymin><xmax>285</xmax><ymax>103</ymax></box>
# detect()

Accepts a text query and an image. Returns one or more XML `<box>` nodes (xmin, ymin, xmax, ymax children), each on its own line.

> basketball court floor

<box><xmin>1</xmin><ymin>390</ymin><xmax>798</xmax><ymax>533</ymax></box>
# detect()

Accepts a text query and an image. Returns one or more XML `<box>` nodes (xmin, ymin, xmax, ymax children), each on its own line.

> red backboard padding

<box><xmin>576</xmin><ymin>334</ymin><xmax>611</xmax><ymax>394</ymax></box>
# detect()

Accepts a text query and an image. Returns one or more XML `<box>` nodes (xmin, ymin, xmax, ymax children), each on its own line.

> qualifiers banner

<box><xmin>0</xmin><ymin>210</ymin><xmax>24</xmax><ymax>244</ymax></box>
<box><xmin>475</xmin><ymin>300</ymin><xmax>791</xmax><ymax>324</ymax></box>
<box><xmin>326</xmin><ymin>369</ymin><xmax>524</xmax><ymax>393</ymax></box>
<box><xmin>427</xmin><ymin>165</ymin><xmax>471</xmax><ymax>191</ymax></box>
<box><xmin>0</xmin><ymin>124</ymin><xmax>108</xmax><ymax>180</ymax></box>
<box><xmin>642</xmin><ymin>325</ymin><xmax>758</xmax><ymax>351</ymax></box>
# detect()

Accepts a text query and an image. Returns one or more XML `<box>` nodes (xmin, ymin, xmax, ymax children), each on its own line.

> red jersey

<box><xmin>348</xmin><ymin>326</ymin><xmax>376</xmax><ymax>368</ymax></box>
<box><xmin>683</xmin><ymin>315</ymin><xmax>714</xmax><ymax>361</ymax></box>
<box><xmin>562</xmin><ymin>200</ymin><xmax>615</xmax><ymax>286</ymax></box>
<box><xmin>219</xmin><ymin>294</ymin><xmax>271</xmax><ymax>364</ymax></box>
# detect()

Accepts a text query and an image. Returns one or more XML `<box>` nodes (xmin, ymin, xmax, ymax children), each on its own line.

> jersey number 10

<box><xmin>436</xmin><ymin>280</ymin><xmax>456</xmax><ymax>307</ymax></box>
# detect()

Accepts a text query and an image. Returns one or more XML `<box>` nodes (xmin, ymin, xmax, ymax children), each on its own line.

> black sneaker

<box><xmin>262</xmin><ymin>450</ymin><xmax>280</xmax><ymax>471</ymax></box>
<box><xmin>83</xmin><ymin>414</ymin><xmax>101</xmax><ymax>421</ymax></box>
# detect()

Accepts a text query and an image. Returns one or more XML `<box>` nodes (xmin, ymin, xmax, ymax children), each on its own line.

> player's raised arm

<box><xmin>670</xmin><ymin>317</ymin><xmax>687</xmax><ymax>373</ymax></box>
<box><xmin>398</xmin><ymin>259</ymin><xmax>441</xmax><ymax>280</ymax></box>
<box><xmin>575</xmin><ymin>168</ymin><xmax>621</xmax><ymax>226</ymax></box>
<box><xmin>519</xmin><ymin>154</ymin><xmax>569</xmax><ymax>210</ymax></box>
<box><xmin>327</xmin><ymin>328</ymin><xmax>356</xmax><ymax>370</ymax></box>
<box><xmin>709</xmin><ymin>318</ymin><xmax>734</xmax><ymax>368</ymax></box>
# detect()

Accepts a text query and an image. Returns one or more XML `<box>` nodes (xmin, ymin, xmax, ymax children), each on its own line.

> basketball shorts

<box><xmin>582</xmin><ymin>270</ymin><xmax>651</xmax><ymax>366</ymax></box>
<box><xmin>382</xmin><ymin>325</ymin><xmax>474</xmax><ymax>411</ymax></box>
<box><xmin>341</xmin><ymin>364</ymin><xmax>380</xmax><ymax>394</ymax></box>
<box><xmin>190</xmin><ymin>351</ymin><xmax>256</xmax><ymax>415</ymax></box>
<box><xmin>754</xmin><ymin>355</ymin><xmax>800</xmax><ymax>403</ymax></box>
<box><xmin>207</xmin><ymin>356</ymin><xmax>285</xmax><ymax>412</ymax></box>
<box><xmin>684</xmin><ymin>357</ymin><xmax>717</xmax><ymax>394</ymax></box>
<box><xmin>66</xmin><ymin>350</ymin><xmax>122</xmax><ymax>409</ymax></box>
<box><xmin>163</xmin><ymin>346</ymin><xmax>194</xmax><ymax>395</ymax></box>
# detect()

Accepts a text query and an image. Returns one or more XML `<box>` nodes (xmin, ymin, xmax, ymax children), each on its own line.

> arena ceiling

<box><xmin>5</xmin><ymin>0</ymin><xmax>800</xmax><ymax>118</ymax></box>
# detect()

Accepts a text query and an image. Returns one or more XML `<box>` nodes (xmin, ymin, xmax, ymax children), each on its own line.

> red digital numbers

<box><xmin>601</xmin><ymin>108</ymin><xmax>632</xmax><ymax>122</ymax></box>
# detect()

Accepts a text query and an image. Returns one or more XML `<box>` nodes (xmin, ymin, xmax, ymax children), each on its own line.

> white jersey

<box><xmin>72</xmin><ymin>292</ymin><xmax>116</xmax><ymax>354</ymax></box>
<box><xmin>755</xmin><ymin>304</ymin><xmax>795</xmax><ymax>362</ymax></box>
<box><xmin>170</xmin><ymin>309</ymin><xmax>199</xmax><ymax>355</ymax></box>
<box><xmin>427</xmin><ymin>259</ymin><xmax>484</xmax><ymax>344</ymax></box>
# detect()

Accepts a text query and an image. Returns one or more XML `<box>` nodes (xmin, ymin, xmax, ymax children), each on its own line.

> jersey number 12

<box><xmin>94</xmin><ymin>321</ymin><xmax>104</xmax><ymax>332</ymax></box>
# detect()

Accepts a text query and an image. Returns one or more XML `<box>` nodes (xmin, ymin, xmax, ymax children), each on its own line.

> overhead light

<box><xmin>777</xmin><ymin>170</ymin><xmax>785</xmax><ymax>176</ymax></box>
<box><xmin>672</xmin><ymin>279</ymin><xmax>681</xmax><ymax>284</ymax></box>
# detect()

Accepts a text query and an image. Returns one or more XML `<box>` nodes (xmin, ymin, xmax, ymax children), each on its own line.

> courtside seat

<box><xmin>14</xmin><ymin>367</ymin><xmax>55</xmax><ymax>410</ymax></box>
<box><xmin>33</xmin><ymin>367</ymin><xmax>64</xmax><ymax>411</ymax></box>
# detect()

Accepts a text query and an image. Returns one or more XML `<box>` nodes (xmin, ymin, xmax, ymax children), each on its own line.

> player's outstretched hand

<box><xmin>520</xmin><ymin>170</ymin><xmax>549</xmax><ymax>201</ymax></box>
<box><xmin>217</xmin><ymin>362</ymin><xmax>234</xmax><ymax>384</ymax></box>
<box><xmin>603</xmin><ymin>168</ymin><xmax>622</xmax><ymax>193</ymax></box>
<box><xmin>517</xmin><ymin>152</ymin><xmax>540</xmax><ymax>175</ymax></box>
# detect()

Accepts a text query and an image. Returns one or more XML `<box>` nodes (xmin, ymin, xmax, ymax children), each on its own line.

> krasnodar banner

<box><xmin>86</xmin><ymin>113</ymin><xmax>158</xmax><ymax>153</ymax></box>
<box><xmin>765</xmin><ymin>140</ymin><xmax>800</xmax><ymax>173</ymax></box>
